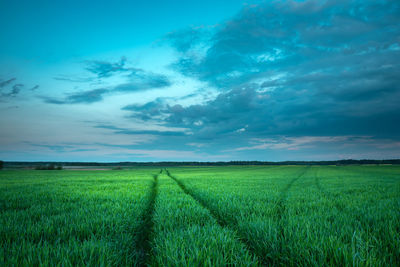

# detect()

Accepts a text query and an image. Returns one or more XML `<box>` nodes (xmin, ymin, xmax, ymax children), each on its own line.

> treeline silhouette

<box><xmin>3</xmin><ymin>159</ymin><xmax>400</xmax><ymax>168</ymax></box>
<box><xmin>34</xmin><ymin>164</ymin><xmax>63</xmax><ymax>170</ymax></box>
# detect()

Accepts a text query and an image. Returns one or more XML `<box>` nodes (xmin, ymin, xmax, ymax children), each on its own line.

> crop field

<box><xmin>1</xmin><ymin>165</ymin><xmax>399</xmax><ymax>266</ymax></box>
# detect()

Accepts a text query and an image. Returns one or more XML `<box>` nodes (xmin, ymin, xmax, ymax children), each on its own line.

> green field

<box><xmin>1</xmin><ymin>165</ymin><xmax>399</xmax><ymax>266</ymax></box>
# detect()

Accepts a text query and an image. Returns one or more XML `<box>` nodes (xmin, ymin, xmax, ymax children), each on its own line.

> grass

<box><xmin>0</xmin><ymin>165</ymin><xmax>399</xmax><ymax>266</ymax></box>
<box><xmin>0</xmin><ymin>169</ymin><xmax>155</xmax><ymax>266</ymax></box>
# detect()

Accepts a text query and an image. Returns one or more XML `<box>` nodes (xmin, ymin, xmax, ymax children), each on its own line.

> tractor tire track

<box><xmin>271</xmin><ymin>166</ymin><xmax>310</xmax><ymax>257</ymax></box>
<box><xmin>273</xmin><ymin>166</ymin><xmax>311</xmax><ymax>221</ymax></box>
<box><xmin>312</xmin><ymin>168</ymin><xmax>388</xmax><ymax>242</ymax></box>
<box><xmin>313</xmin><ymin>173</ymin><xmax>340</xmax><ymax>204</ymax></box>
<box><xmin>134</xmin><ymin>171</ymin><xmax>160</xmax><ymax>266</ymax></box>
<box><xmin>314</xmin><ymin>167</ymin><xmax>379</xmax><ymax>229</ymax></box>
<box><xmin>313</xmin><ymin>170</ymin><xmax>344</xmax><ymax>212</ymax></box>
<box><xmin>165</xmin><ymin>169</ymin><xmax>270</xmax><ymax>266</ymax></box>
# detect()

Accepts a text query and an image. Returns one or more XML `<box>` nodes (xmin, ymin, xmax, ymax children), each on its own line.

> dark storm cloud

<box><xmin>140</xmin><ymin>0</ymin><xmax>400</xmax><ymax>143</ymax></box>
<box><xmin>122</xmin><ymin>87</ymin><xmax>270</xmax><ymax>140</ymax></box>
<box><xmin>126</xmin><ymin>77</ymin><xmax>400</xmax><ymax>139</ymax></box>
<box><xmin>170</xmin><ymin>0</ymin><xmax>400</xmax><ymax>87</ymax></box>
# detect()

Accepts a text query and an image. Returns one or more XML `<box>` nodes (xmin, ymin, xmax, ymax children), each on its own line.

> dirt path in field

<box><xmin>135</xmin><ymin>171</ymin><xmax>160</xmax><ymax>266</ymax></box>
<box><xmin>165</xmin><ymin>169</ymin><xmax>267</xmax><ymax>266</ymax></box>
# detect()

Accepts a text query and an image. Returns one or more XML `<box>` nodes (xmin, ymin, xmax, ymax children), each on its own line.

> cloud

<box><xmin>21</xmin><ymin>140</ymin><xmax>218</xmax><ymax>161</ymax></box>
<box><xmin>1</xmin><ymin>82</ymin><xmax>23</xmax><ymax>98</ymax></box>
<box><xmin>137</xmin><ymin>0</ymin><xmax>399</xmax><ymax>142</ymax></box>
<box><xmin>122</xmin><ymin>98</ymin><xmax>166</xmax><ymax>120</ymax></box>
<box><xmin>230</xmin><ymin>136</ymin><xmax>357</xmax><ymax>151</ymax></box>
<box><xmin>10</xmin><ymin>84</ymin><xmax>23</xmax><ymax>96</ymax></box>
<box><xmin>53</xmin><ymin>76</ymin><xmax>94</xmax><ymax>83</ymax></box>
<box><xmin>42</xmin><ymin>88</ymin><xmax>108</xmax><ymax>104</ymax></box>
<box><xmin>0</xmin><ymin>77</ymin><xmax>40</xmax><ymax>100</ymax></box>
<box><xmin>44</xmin><ymin>57</ymin><xmax>172</xmax><ymax>104</ymax></box>
<box><xmin>164</xmin><ymin>28</ymin><xmax>209</xmax><ymax>53</ymax></box>
<box><xmin>169</xmin><ymin>0</ymin><xmax>400</xmax><ymax>88</ymax></box>
<box><xmin>114</xmin><ymin>70</ymin><xmax>171</xmax><ymax>92</ymax></box>
<box><xmin>118</xmin><ymin>0</ymin><xmax>400</xmax><ymax>160</ymax></box>
<box><xmin>133</xmin><ymin>82</ymin><xmax>399</xmax><ymax>138</ymax></box>
<box><xmin>85</xmin><ymin>56</ymin><xmax>129</xmax><ymax>78</ymax></box>
<box><xmin>0</xmin><ymin>78</ymin><xmax>16</xmax><ymax>88</ymax></box>
<box><xmin>122</xmin><ymin>87</ymin><xmax>273</xmax><ymax>140</ymax></box>
<box><xmin>16</xmin><ymin>0</ymin><xmax>400</xmax><ymax>160</ymax></box>
<box><xmin>29</xmin><ymin>143</ymin><xmax>75</xmax><ymax>152</ymax></box>
<box><xmin>94</xmin><ymin>124</ymin><xmax>188</xmax><ymax>136</ymax></box>
<box><xmin>84</xmin><ymin>57</ymin><xmax>171</xmax><ymax>89</ymax></box>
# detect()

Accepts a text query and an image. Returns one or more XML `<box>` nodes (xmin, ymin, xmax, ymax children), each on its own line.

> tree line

<box><xmin>2</xmin><ymin>159</ymin><xmax>400</xmax><ymax>169</ymax></box>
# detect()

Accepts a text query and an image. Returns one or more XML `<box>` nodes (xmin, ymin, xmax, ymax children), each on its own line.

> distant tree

<box><xmin>35</xmin><ymin>164</ymin><xmax>62</xmax><ymax>170</ymax></box>
<box><xmin>0</xmin><ymin>160</ymin><xmax>3</xmax><ymax>170</ymax></box>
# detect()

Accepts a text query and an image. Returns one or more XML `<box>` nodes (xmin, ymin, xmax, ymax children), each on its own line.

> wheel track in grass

<box><xmin>313</xmin><ymin>168</ymin><xmax>345</xmax><ymax>212</ymax></box>
<box><xmin>314</xmin><ymin>167</ymin><xmax>392</xmax><ymax>230</ymax></box>
<box><xmin>312</xmin><ymin>167</ymin><xmax>396</xmax><ymax>263</ymax></box>
<box><xmin>134</xmin><ymin>170</ymin><xmax>160</xmax><ymax>266</ymax></box>
<box><xmin>166</xmin><ymin>167</ymin><xmax>312</xmax><ymax>266</ymax></box>
<box><xmin>313</xmin><ymin>167</ymin><xmax>399</xmax><ymax>265</ymax></box>
<box><xmin>273</xmin><ymin>166</ymin><xmax>311</xmax><ymax>221</ymax></box>
<box><xmin>165</xmin><ymin>169</ymin><xmax>271</xmax><ymax>266</ymax></box>
<box><xmin>271</xmin><ymin>166</ymin><xmax>311</xmax><ymax>258</ymax></box>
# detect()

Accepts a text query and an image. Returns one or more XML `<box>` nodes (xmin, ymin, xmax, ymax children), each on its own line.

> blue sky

<box><xmin>1</xmin><ymin>0</ymin><xmax>399</xmax><ymax>162</ymax></box>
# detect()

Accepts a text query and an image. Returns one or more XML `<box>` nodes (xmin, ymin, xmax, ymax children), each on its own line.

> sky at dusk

<box><xmin>0</xmin><ymin>0</ymin><xmax>399</xmax><ymax>162</ymax></box>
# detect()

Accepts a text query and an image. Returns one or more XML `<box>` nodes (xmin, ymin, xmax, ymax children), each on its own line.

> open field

<box><xmin>1</xmin><ymin>165</ymin><xmax>399</xmax><ymax>266</ymax></box>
